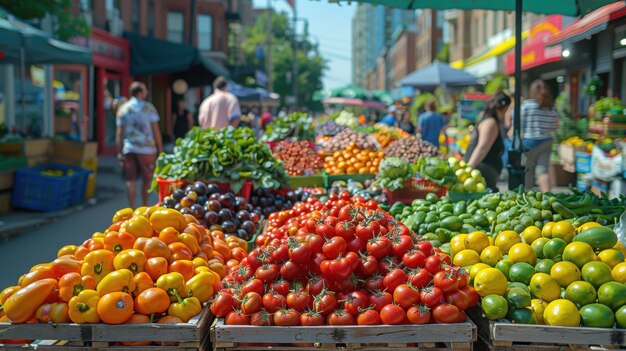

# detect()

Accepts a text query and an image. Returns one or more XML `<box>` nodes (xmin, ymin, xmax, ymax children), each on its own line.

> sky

<box><xmin>252</xmin><ymin>0</ymin><xmax>355</xmax><ymax>90</ymax></box>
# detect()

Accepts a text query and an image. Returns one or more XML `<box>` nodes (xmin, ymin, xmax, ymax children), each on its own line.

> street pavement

<box><xmin>0</xmin><ymin>157</ymin><xmax>158</xmax><ymax>288</ymax></box>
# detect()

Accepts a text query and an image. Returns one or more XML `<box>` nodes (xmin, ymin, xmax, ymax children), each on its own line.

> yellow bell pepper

<box><xmin>156</xmin><ymin>272</ymin><xmax>189</xmax><ymax>301</ymax></box>
<box><xmin>96</xmin><ymin>269</ymin><xmax>136</xmax><ymax>295</ymax></box>
<box><xmin>113</xmin><ymin>249</ymin><xmax>147</xmax><ymax>273</ymax></box>
<box><xmin>68</xmin><ymin>289</ymin><xmax>100</xmax><ymax>323</ymax></box>
<box><xmin>112</xmin><ymin>208</ymin><xmax>133</xmax><ymax>223</ymax></box>
<box><xmin>81</xmin><ymin>249</ymin><xmax>115</xmax><ymax>285</ymax></box>
<box><xmin>192</xmin><ymin>257</ymin><xmax>209</xmax><ymax>269</ymax></box>
<box><xmin>150</xmin><ymin>208</ymin><xmax>187</xmax><ymax>233</ymax></box>
<box><xmin>185</xmin><ymin>272</ymin><xmax>215</xmax><ymax>303</ymax></box>
<box><xmin>167</xmin><ymin>296</ymin><xmax>201</xmax><ymax>322</ymax></box>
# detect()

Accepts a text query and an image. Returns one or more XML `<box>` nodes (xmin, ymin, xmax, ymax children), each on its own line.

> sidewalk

<box><xmin>0</xmin><ymin>156</ymin><xmax>128</xmax><ymax>240</ymax></box>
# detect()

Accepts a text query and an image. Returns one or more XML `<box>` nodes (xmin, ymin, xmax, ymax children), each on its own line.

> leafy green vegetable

<box><xmin>153</xmin><ymin>127</ymin><xmax>289</xmax><ymax>192</ymax></box>
<box><xmin>375</xmin><ymin>157</ymin><xmax>413</xmax><ymax>191</ymax></box>
<box><xmin>415</xmin><ymin>157</ymin><xmax>457</xmax><ymax>185</ymax></box>
<box><xmin>261</xmin><ymin>112</ymin><xmax>315</xmax><ymax>142</ymax></box>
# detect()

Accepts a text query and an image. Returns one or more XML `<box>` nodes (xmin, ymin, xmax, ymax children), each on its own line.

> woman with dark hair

<box><xmin>521</xmin><ymin>80</ymin><xmax>559</xmax><ymax>192</ymax></box>
<box><xmin>464</xmin><ymin>93</ymin><xmax>512</xmax><ymax>192</ymax></box>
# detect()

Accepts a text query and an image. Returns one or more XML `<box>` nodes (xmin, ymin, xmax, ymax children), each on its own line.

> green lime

<box><xmin>582</xmin><ymin>261</ymin><xmax>613</xmax><ymax>289</ymax></box>
<box><xmin>509</xmin><ymin>262</ymin><xmax>536</xmax><ymax>285</ymax></box>
<box><xmin>482</xmin><ymin>294</ymin><xmax>509</xmax><ymax>320</ymax></box>
<box><xmin>597</xmin><ymin>282</ymin><xmax>626</xmax><ymax>311</ymax></box>
<box><xmin>579</xmin><ymin>303</ymin><xmax>615</xmax><ymax>328</ymax></box>
<box><xmin>531</xmin><ymin>237</ymin><xmax>550</xmax><ymax>259</ymax></box>
<box><xmin>615</xmin><ymin>305</ymin><xmax>626</xmax><ymax>328</ymax></box>
<box><xmin>543</xmin><ymin>238</ymin><xmax>567</xmax><ymax>262</ymax></box>
<box><xmin>495</xmin><ymin>259</ymin><xmax>513</xmax><ymax>280</ymax></box>
<box><xmin>507</xmin><ymin>308</ymin><xmax>537</xmax><ymax>324</ymax></box>
<box><xmin>506</xmin><ymin>287</ymin><xmax>532</xmax><ymax>308</ymax></box>
<box><xmin>535</xmin><ymin>259</ymin><xmax>556</xmax><ymax>274</ymax></box>
<box><xmin>565</xmin><ymin>281</ymin><xmax>597</xmax><ymax>309</ymax></box>
<box><xmin>508</xmin><ymin>282</ymin><xmax>531</xmax><ymax>295</ymax></box>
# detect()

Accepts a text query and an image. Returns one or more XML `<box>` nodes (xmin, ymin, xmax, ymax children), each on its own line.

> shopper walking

<box><xmin>521</xmin><ymin>80</ymin><xmax>559</xmax><ymax>192</ymax></box>
<box><xmin>380</xmin><ymin>106</ymin><xmax>398</xmax><ymax>126</ymax></box>
<box><xmin>417</xmin><ymin>99</ymin><xmax>447</xmax><ymax>147</ymax></box>
<box><xmin>198</xmin><ymin>76</ymin><xmax>241</xmax><ymax>130</ymax></box>
<box><xmin>116</xmin><ymin>81</ymin><xmax>163</xmax><ymax>209</ymax></box>
<box><xmin>398</xmin><ymin>110</ymin><xmax>415</xmax><ymax>134</ymax></box>
<box><xmin>464</xmin><ymin>93</ymin><xmax>512</xmax><ymax>192</ymax></box>
<box><xmin>171</xmin><ymin>97</ymin><xmax>194</xmax><ymax>141</ymax></box>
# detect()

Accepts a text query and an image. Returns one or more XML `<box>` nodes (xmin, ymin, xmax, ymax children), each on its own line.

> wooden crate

<box><xmin>211</xmin><ymin>318</ymin><xmax>477</xmax><ymax>351</ymax></box>
<box><xmin>53</xmin><ymin>140</ymin><xmax>98</xmax><ymax>161</ymax></box>
<box><xmin>0</xmin><ymin>308</ymin><xmax>213</xmax><ymax>351</ymax></box>
<box><xmin>468</xmin><ymin>307</ymin><xmax>626</xmax><ymax>351</ymax></box>
<box><xmin>23</xmin><ymin>139</ymin><xmax>52</xmax><ymax>158</ymax></box>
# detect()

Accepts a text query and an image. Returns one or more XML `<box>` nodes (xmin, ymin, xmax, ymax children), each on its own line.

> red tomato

<box><xmin>326</xmin><ymin>257</ymin><xmax>354</xmax><ymax>281</ymax></box>
<box><xmin>240</xmin><ymin>292</ymin><xmax>263</xmax><ymax>315</ymax></box>
<box><xmin>286</xmin><ymin>291</ymin><xmax>312</xmax><ymax>312</ymax></box>
<box><xmin>338</xmin><ymin>205</ymin><xmax>354</xmax><ymax>222</ymax></box>
<box><xmin>335</xmin><ymin>221</ymin><xmax>356</xmax><ymax>240</ymax></box>
<box><xmin>250</xmin><ymin>311</ymin><xmax>274</xmax><ymax>326</ymax></box>
<box><xmin>327</xmin><ymin>310</ymin><xmax>355</xmax><ymax>325</ymax></box>
<box><xmin>379</xmin><ymin>304</ymin><xmax>406</xmax><ymax>325</ymax></box>
<box><xmin>357</xmin><ymin>254</ymin><xmax>379</xmax><ymax>277</ymax></box>
<box><xmin>366</xmin><ymin>236</ymin><xmax>391</xmax><ymax>259</ymax></box>
<box><xmin>279</xmin><ymin>260</ymin><xmax>303</xmax><ymax>281</ymax></box>
<box><xmin>323</xmin><ymin>236</ymin><xmax>347</xmax><ymax>259</ymax></box>
<box><xmin>288</xmin><ymin>241</ymin><xmax>312</xmax><ymax>264</ymax></box>
<box><xmin>300</xmin><ymin>311</ymin><xmax>325</xmax><ymax>326</ymax></box>
<box><xmin>315</xmin><ymin>223</ymin><xmax>335</xmax><ymax>239</ymax></box>
<box><xmin>256</xmin><ymin>264</ymin><xmax>279</xmax><ymax>282</ymax></box>
<box><xmin>407</xmin><ymin>268</ymin><xmax>432</xmax><ymax>289</ymax></box>
<box><xmin>455</xmin><ymin>268</ymin><xmax>469</xmax><ymax>288</ymax></box>
<box><xmin>262</xmin><ymin>292</ymin><xmax>286</xmax><ymax>313</ymax></box>
<box><xmin>225</xmin><ymin>311</ymin><xmax>250</xmax><ymax>325</ymax></box>
<box><xmin>416</xmin><ymin>241</ymin><xmax>434</xmax><ymax>256</ymax></box>
<box><xmin>269</xmin><ymin>279</ymin><xmax>290</xmax><ymax>296</ymax></box>
<box><xmin>274</xmin><ymin>309</ymin><xmax>300</xmax><ymax>326</ymax></box>
<box><xmin>343</xmin><ymin>291</ymin><xmax>369</xmax><ymax>316</ymax></box>
<box><xmin>378</xmin><ymin>257</ymin><xmax>399</xmax><ymax>275</ymax></box>
<box><xmin>433</xmin><ymin>271</ymin><xmax>459</xmax><ymax>294</ymax></box>
<box><xmin>347</xmin><ymin>236</ymin><xmax>366</xmax><ymax>253</ymax></box>
<box><xmin>402</xmin><ymin>250</ymin><xmax>427</xmax><ymax>269</ymax></box>
<box><xmin>305</xmin><ymin>234</ymin><xmax>324</xmax><ymax>253</ymax></box>
<box><xmin>460</xmin><ymin>286</ymin><xmax>480</xmax><ymax>308</ymax></box>
<box><xmin>210</xmin><ymin>292</ymin><xmax>240</xmax><ymax>317</ymax></box>
<box><xmin>406</xmin><ymin>305</ymin><xmax>431</xmax><ymax>324</ymax></box>
<box><xmin>357</xmin><ymin>309</ymin><xmax>381</xmax><ymax>325</ymax></box>
<box><xmin>445</xmin><ymin>289</ymin><xmax>469</xmax><ymax>311</ymax></box>
<box><xmin>356</xmin><ymin>221</ymin><xmax>380</xmax><ymax>241</ymax></box>
<box><xmin>241</xmin><ymin>278</ymin><xmax>264</xmax><ymax>296</ymax></box>
<box><xmin>391</xmin><ymin>234</ymin><xmax>413</xmax><ymax>258</ymax></box>
<box><xmin>307</xmin><ymin>252</ymin><xmax>326</xmax><ymax>275</ymax></box>
<box><xmin>270</xmin><ymin>245</ymin><xmax>289</xmax><ymax>264</ymax></box>
<box><xmin>432</xmin><ymin>304</ymin><xmax>464</xmax><ymax>323</ymax></box>
<box><xmin>314</xmin><ymin>290</ymin><xmax>338</xmax><ymax>315</ymax></box>
<box><xmin>393</xmin><ymin>284</ymin><xmax>420</xmax><ymax>309</ymax></box>
<box><xmin>369</xmin><ymin>291</ymin><xmax>393</xmax><ymax>312</ymax></box>
<box><xmin>424</xmin><ymin>255</ymin><xmax>443</xmax><ymax>275</ymax></box>
<box><xmin>383</xmin><ymin>268</ymin><xmax>407</xmax><ymax>293</ymax></box>
<box><xmin>420</xmin><ymin>287</ymin><xmax>444</xmax><ymax>309</ymax></box>
<box><xmin>365</xmin><ymin>274</ymin><xmax>385</xmax><ymax>291</ymax></box>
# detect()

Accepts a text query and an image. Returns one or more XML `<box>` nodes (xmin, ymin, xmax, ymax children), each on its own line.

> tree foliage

<box><xmin>0</xmin><ymin>0</ymin><xmax>91</xmax><ymax>40</ymax></box>
<box><xmin>241</xmin><ymin>11</ymin><xmax>327</xmax><ymax>111</ymax></box>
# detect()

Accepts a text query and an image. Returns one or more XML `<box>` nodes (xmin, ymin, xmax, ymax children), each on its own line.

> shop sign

<box><xmin>505</xmin><ymin>15</ymin><xmax>564</xmax><ymax>74</ymax></box>
<box><xmin>71</xmin><ymin>36</ymin><xmax>126</xmax><ymax>62</ymax></box>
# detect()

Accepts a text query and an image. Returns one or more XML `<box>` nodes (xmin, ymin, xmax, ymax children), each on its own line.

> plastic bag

<box><xmin>614</xmin><ymin>210</ymin><xmax>626</xmax><ymax>245</ymax></box>
<box><xmin>591</xmin><ymin>145</ymin><xmax>622</xmax><ymax>181</ymax></box>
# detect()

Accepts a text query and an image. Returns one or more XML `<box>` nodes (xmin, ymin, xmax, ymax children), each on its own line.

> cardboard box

<box><xmin>550</xmin><ymin>162</ymin><xmax>576</xmax><ymax>187</ymax></box>
<box><xmin>0</xmin><ymin>142</ymin><xmax>23</xmax><ymax>157</ymax></box>
<box><xmin>27</xmin><ymin>156</ymin><xmax>50</xmax><ymax>167</ymax></box>
<box><xmin>53</xmin><ymin>140</ymin><xmax>98</xmax><ymax>161</ymax></box>
<box><xmin>0</xmin><ymin>191</ymin><xmax>11</xmax><ymax>214</ymax></box>
<box><xmin>54</xmin><ymin>117</ymin><xmax>72</xmax><ymax>133</ymax></box>
<box><xmin>558</xmin><ymin>144</ymin><xmax>585</xmax><ymax>173</ymax></box>
<box><xmin>0</xmin><ymin>171</ymin><xmax>15</xmax><ymax>191</ymax></box>
<box><xmin>23</xmin><ymin>139</ymin><xmax>52</xmax><ymax>158</ymax></box>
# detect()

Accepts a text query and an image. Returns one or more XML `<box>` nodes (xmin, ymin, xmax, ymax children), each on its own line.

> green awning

<box><xmin>342</xmin><ymin>0</ymin><xmax>618</xmax><ymax>16</ymax></box>
<box><xmin>126</xmin><ymin>32</ymin><xmax>229</xmax><ymax>84</ymax></box>
<box><xmin>0</xmin><ymin>7</ymin><xmax>91</xmax><ymax>64</ymax></box>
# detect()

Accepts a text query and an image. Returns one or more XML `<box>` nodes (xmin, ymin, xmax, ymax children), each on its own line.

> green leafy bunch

<box><xmin>261</xmin><ymin>112</ymin><xmax>315</xmax><ymax>142</ymax></box>
<box><xmin>414</xmin><ymin>157</ymin><xmax>456</xmax><ymax>185</ymax></box>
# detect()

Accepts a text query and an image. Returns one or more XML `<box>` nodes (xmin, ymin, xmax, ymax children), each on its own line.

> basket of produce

<box><xmin>157</xmin><ymin>177</ymin><xmax>253</xmax><ymax>203</ymax></box>
<box><xmin>384</xmin><ymin>178</ymin><xmax>447</xmax><ymax>204</ymax></box>
<box><xmin>315</xmin><ymin>120</ymin><xmax>348</xmax><ymax>136</ymax></box>
<box><xmin>323</xmin><ymin>142</ymin><xmax>384</xmax><ymax>177</ymax></box>
<box><xmin>271</xmin><ymin>140</ymin><xmax>323</xmax><ymax>177</ymax></box>
<box><xmin>318</xmin><ymin>129</ymin><xmax>378</xmax><ymax>152</ymax></box>
<box><xmin>261</xmin><ymin>112</ymin><xmax>315</xmax><ymax>142</ymax></box>
<box><xmin>153</xmin><ymin>127</ymin><xmax>288</xmax><ymax>199</ymax></box>
<box><xmin>383</xmin><ymin>136</ymin><xmax>441</xmax><ymax>164</ymax></box>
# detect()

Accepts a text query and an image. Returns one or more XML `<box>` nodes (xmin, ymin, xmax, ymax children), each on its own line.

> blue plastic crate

<box><xmin>12</xmin><ymin>163</ymin><xmax>90</xmax><ymax>212</ymax></box>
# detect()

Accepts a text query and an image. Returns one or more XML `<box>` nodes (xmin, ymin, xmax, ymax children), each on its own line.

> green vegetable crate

<box><xmin>288</xmin><ymin>174</ymin><xmax>327</xmax><ymax>188</ymax></box>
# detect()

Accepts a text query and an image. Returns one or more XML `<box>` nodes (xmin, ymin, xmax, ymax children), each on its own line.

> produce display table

<box><xmin>211</xmin><ymin>318</ymin><xmax>477</xmax><ymax>351</ymax></box>
<box><xmin>468</xmin><ymin>307</ymin><xmax>626</xmax><ymax>351</ymax></box>
<box><xmin>0</xmin><ymin>308</ymin><xmax>214</xmax><ymax>351</ymax></box>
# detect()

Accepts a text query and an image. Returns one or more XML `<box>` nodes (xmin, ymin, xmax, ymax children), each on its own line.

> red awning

<box><xmin>505</xmin><ymin>15</ymin><xmax>564</xmax><ymax>74</ymax></box>
<box><xmin>547</xmin><ymin>2</ymin><xmax>626</xmax><ymax>47</ymax></box>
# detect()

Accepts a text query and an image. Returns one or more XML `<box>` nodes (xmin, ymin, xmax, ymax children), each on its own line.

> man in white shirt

<box><xmin>198</xmin><ymin>77</ymin><xmax>241</xmax><ymax>130</ymax></box>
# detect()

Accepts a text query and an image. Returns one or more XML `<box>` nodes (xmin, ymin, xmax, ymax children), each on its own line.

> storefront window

<box><xmin>13</xmin><ymin>65</ymin><xmax>45</xmax><ymax>136</ymax></box>
<box><xmin>104</xmin><ymin>76</ymin><xmax>121</xmax><ymax>148</ymax></box>
<box><xmin>54</xmin><ymin>69</ymin><xmax>84</xmax><ymax>139</ymax></box>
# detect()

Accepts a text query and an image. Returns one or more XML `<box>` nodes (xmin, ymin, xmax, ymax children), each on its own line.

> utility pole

<box><xmin>266</xmin><ymin>0</ymin><xmax>273</xmax><ymax>92</ymax></box>
<box><xmin>291</xmin><ymin>4</ymin><xmax>298</xmax><ymax>108</ymax></box>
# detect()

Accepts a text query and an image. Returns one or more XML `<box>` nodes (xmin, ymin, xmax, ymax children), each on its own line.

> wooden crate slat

<box><xmin>211</xmin><ymin>318</ymin><xmax>476</xmax><ymax>344</ymax></box>
<box><xmin>490</xmin><ymin>322</ymin><xmax>626</xmax><ymax>346</ymax></box>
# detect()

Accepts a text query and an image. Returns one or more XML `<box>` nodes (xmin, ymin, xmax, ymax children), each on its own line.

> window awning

<box><xmin>125</xmin><ymin>32</ymin><xmax>229</xmax><ymax>84</ymax></box>
<box><xmin>504</xmin><ymin>15</ymin><xmax>565</xmax><ymax>74</ymax></box>
<box><xmin>547</xmin><ymin>2</ymin><xmax>626</xmax><ymax>47</ymax></box>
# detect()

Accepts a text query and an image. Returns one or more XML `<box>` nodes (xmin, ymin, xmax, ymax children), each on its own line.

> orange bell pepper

<box><xmin>96</xmin><ymin>269</ymin><xmax>136</xmax><ymax>295</ymax></box>
<box><xmin>57</xmin><ymin>245</ymin><xmax>78</xmax><ymax>258</ymax></box>
<box><xmin>133</xmin><ymin>272</ymin><xmax>154</xmax><ymax>296</ymax></box>
<box><xmin>0</xmin><ymin>286</ymin><xmax>20</xmax><ymax>318</ymax></box>
<box><xmin>50</xmin><ymin>256</ymin><xmax>82</xmax><ymax>278</ymax></box>
<box><xmin>59</xmin><ymin>272</ymin><xmax>95</xmax><ymax>302</ymax></box>
<box><xmin>75</xmin><ymin>238</ymin><xmax>105</xmax><ymax>260</ymax></box>
<box><xmin>134</xmin><ymin>288</ymin><xmax>170</xmax><ymax>315</ymax></box>
<box><xmin>19</xmin><ymin>266</ymin><xmax>57</xmax><ymax>287</ymax></box>
<box><xmin>208</xmin><ymin>259</ymin><xmax>226</xmax><ymax>279</ymax></box>
<box><xmin>183</xmin><ymin>223</ymin><xmax>207</xmax><ymax>244</ymax></box>
<box><xmin>158</xmin><ymin>227</ymin><xmax>180</xmax><ymax>245</ymax></box>
<box><xmin>183</xmin><ymin>213</ymin><xmax>199</xmax><ymax>225</ymax></box>
<box><xmin>145</xmin><ymin>257</ymin><xmax>169</xmax><ymax>281</ymax></box>
<box><xmin>168</xmin><ymin>242</ymin><xmax>193</xmax><ymax>262</ymax></box>
<box><xmin>81</xmin><ymin>249</ymin><xmax>115</xmax><ymax>285</ymax></box>
<box><xmin>4</xmin><ymin>278</ymin><xmax>58</xmax><ymax>323</ymax></box>
<box><xmin>169</xmin><ymin>260</ymin><xmax>194</xmax><ymax>282</ymax></box>
<box><xmin>199</xmin><ymin>242</ymin><xmax>214</xmax><ymax>258</ymax></box>
<box><xmin>103</xmin><ymin>231</ymin><xmax>136</xmax><ymax>253</ymax></box>
<box><xmin>167</xmin><ymin>296</ymin><xmax>201</xmax><ymax>323</ymax></box>
<box><xmin>121</xmin><ymin>215</ymin><xmax>153</xmax><ymax>239</ymax></box>
<box><xmin>150</xmin><ymin>208</ymin><xmax>186</xmax><ymax>233</ymax></box>
<box><xmin>185</xmin><ymin>272</ymin><xmax>215</xmax><ymax>303</ymax></box>
<box><xmin>112</xmin><ymin>208</ymin><xmax>134</xmax><ymax>223</ymax></box>
<box><xmin>156</xmin><ymin>272</ymin><xmax>189</xmax><ymax>302</ymax></box>
<box><xmin>133</xmin><ymin>237</ymin><xmax>171</xmax><ymax>260</ymax></box>
<box><xmin>113</xmin><ymin>249</ymin><xmax>147</xmax><ymax>273</ymax></box>
<box><xmin>68</xmin><ymin>289</ymin><xmax>100</xmax><ymax>323</ymax></box>
<box><xmin>35</xmin><ymin>302</ymin><xmax>70</xmax><ymax>323</ymax></box>
<box><xmin>212</xmin><ymin>238</ymin><xmax>232</xmax><ymax>261</ymax></box>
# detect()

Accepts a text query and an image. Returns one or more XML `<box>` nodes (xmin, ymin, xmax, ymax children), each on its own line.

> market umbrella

<box><xmin>340</xmin><ymin>0</ymin><xmax>619</xmax><ymax>189</ymax></box>
<box><xmin>329</xmin><ymin>84</ymin><xmax>373</xmax><ymax>100</ymax></box>
<box><xmin>323</xmin><ymin>97</ymin><xmax>387</xmax><ymax>110</ymax></box>
<box><xmin>396</xmin><ymin>61</ymin><xmax>479</xmax><ymax>90</ymax></box>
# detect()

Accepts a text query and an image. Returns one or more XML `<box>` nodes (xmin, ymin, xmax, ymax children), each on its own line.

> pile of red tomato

<box><xmin>210</xmin><ymin>192</ymin><xmax>479</xmax><ymax>326</ymax></box>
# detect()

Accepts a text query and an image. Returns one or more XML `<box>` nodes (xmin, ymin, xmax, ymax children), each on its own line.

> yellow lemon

<box><xmin>509</xmin><ymin>243</ymin><xmax>537</xmax><ymax>265</ymax></box>
<box><xmin>529</xmin><ymin>273</ymin><xmax>561</xmax><ymax>302</ymax></box>
<box><xmin>480</xmin><ymin>246</ymin><xmax>504</xmax><ymax>267</ymax></box>
<box><xmin>495</xmin><ymin>230</ymin><xmax>521</xmax><ymax>254</ymax></box>
<box><xmin>543</xmin><ymin>299</ymin><xmax>581</xmax><ymax>326</ymax></box>
<box><xmin>550</xmin><ymin>261</ymin><xmax>581</xmax><ymax>287</ymax></box>
<box><xmin>522</xmin><ymin>226</ymin><xmax>543</xmax><ymax>245</ymax></box>
<box><xmin>542</xmin><ymin>222</ymin><xmax>555</xmax><ymax>239</ymax></box>
<box><xmin>450</xmin><ymin>234</ymin><xmax>468</xmax><ymax>256</ymax></box>
<box><xmin>531</xmin><ymin>298</ymin><xmax>548</xmax><ymax>324</ymax></box>
<box><xmin>474</xmin><ymin>268</ymin><xmax>508</xmax><ymax>297</ymax></box>
<box><xmin>577</xmin><ymin>222</ymin><xmax>602</xmax><ymax>234</ymax></box>
<box><xmin>562</xmin><ymin>242</ymin><xmax>597</xmax><ymax>268</ymax></box>
<box><xmin>598</xmin><ymin>249</ymin><xmax>625</xmax><ymax>268</ymax></box>
<box><xmin>470</xmin><ymin>263</ymin><xmax>491</xmax><ymax>279</ymax></box>
<box><xmin>454</xmin><ymin>249</ymin><xmax>481</xmax><ymax>267</ymax></box>
<box><xmin>465</xmin><ymin>231</ymin><xmax>490</xmax><ymax>253</ymax></box>
<box><xmin>551</xmin><ymin>221</ymin><xmax>576</xmax><ymax>243</ymax></box>
<box><xmin>612</xmin><ymin>262</ymin><xmax>626</xmax><ymax>283</ymax></box>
